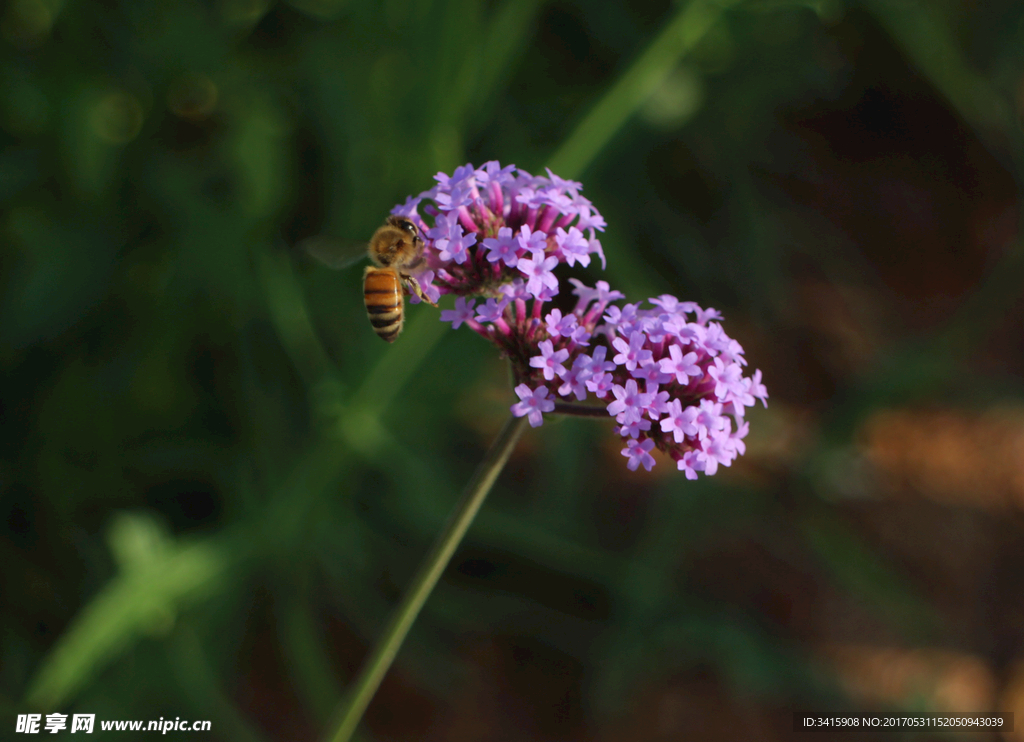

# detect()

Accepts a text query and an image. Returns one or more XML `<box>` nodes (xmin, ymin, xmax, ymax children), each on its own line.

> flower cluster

<box><xmin>392</xmin><ymin>161</ymin><xmax>766</xmax><ymax>476</ymax></box>
<box><xmin>392</xmin><ymin>161</ymin><xmax>606</xmax><ymax>305</ymax></box>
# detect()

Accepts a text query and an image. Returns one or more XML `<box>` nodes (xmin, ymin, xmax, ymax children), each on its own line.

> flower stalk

<box><xmin>327</xmin><ymin>414</ymin><xmax>528</xmax><ymax>742</ymax></box>
<box><xmin>552</xmin><ymin>402</ymin><xmax>614</xmax><ymax>417</ymax></box>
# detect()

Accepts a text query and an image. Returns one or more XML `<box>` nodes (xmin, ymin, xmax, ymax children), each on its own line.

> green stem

<box><xmin>546</xmin><ymin>0</ymin><xmax>742</xmax><ymax>179</ymax></box>
<box><xmin>326</xmin><ymin>414</ymin><xmax>528</xmax><ymax>742</ymax></box>
<box><xmin>553</xmin><ymin>402</ymin><xmax>611</xmax><ymax>417</ymax></box>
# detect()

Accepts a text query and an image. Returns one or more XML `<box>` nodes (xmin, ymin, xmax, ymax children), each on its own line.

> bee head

<box><xmin>373</xmin><ymin>215</ymin><xmax>425</xmax><ymax>270</ymax></box>
<box><xmin>387</xmin><ymin>215</ymin><xmax>420</xmax><ymax>237</ymax></box>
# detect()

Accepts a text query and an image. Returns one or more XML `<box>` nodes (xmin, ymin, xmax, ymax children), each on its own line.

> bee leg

<box><xmin>402</xmin><ymin>274</ymin><xmax>438</xmax><ymax>307</ymax></box>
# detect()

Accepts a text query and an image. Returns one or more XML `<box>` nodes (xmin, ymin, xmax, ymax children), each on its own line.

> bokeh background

<box><xmin>4</xmin><ymin>0</ymin><xmax>1024</xmax><ymax>740</ymax></box>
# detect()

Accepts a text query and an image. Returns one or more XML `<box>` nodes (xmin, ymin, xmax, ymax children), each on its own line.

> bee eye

<box><xmin>401</xmin><ymin>221</ymin><xmax>417</xmax><ymax>234</ymax></box>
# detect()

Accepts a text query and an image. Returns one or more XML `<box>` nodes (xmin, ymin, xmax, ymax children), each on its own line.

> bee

<box><xmin>303</xmin><ymin>215</ymin><xmax>437</xmax><ymax>343</ymax></box>
<box><xmin>363</xmin><ymin>215</ymin><xmax>437</xmax><ymax>342</ymax></box>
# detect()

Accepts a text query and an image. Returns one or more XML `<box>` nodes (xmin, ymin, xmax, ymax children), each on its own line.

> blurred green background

<box><xmin>4</xmin><ymin>0</ymin><xmax>1024</xmax><ymax>739</ymax></box>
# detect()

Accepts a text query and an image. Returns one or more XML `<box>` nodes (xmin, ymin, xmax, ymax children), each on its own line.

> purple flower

<box><xmin>440</xmin><ymin>224</ymin><xmax>476</xmax><ymax>264</ymax></box>
<box><xmin>650</xmin><ymin>294</ymin><xmax>683</xmax><ymax>313</ymax></box>
<box><xmin>538</xmin><ymin>189</ymin><xmax>574</xmax><ymax>221</ymax></box>
<box><xmin>511</xmin><ymin>384</ymin><xmax>555</xmax><ymax>427</ymax></box>
<box><xmin>426</xmin><ymin>210</ymin><xmax>458</xmax><ymax>241</ymax></box>
<box><xmin>475</xmin><ymin>297</ymin><xmax>510</xmax><ymax>324</ymax></box>
<box><xmin>554</xmin><ymin>226</ymin><xmax>590</xmax><ymax>267</ymax></box>
<box><xmin>440</xmin><ymin>297</ymin><xmax>477</xmax><ymax>329</ymax></box>
<box><xmin>631</xmin><ymin>360</ymin><xmax>672</xmax><ymax>386</ymax></box>
<box><xmin>732</xmin><ymin>420</ymin><xmax>749</xmax><ymax>456</ymax></box>
<box><xmin>611</xmin><ymin>331</ymin><xmax>652</xmax><ymax>371</ymax></box>
<box><xmin>435</xmin><ymin>184</ymin><xmax>474</xmax><ymax>212</ymax></box>
<box><xmin>643</xmin><ymin>384</ymin><xmax>671</xmax><ymax>418</ymax></box>
<box><xmin>570</xmin><ymin>325</ymin><xmax>592</xmax><ymax>346</ymax></box>
<box><xmin>534</xmin><ymin>283</ymin><xmax>560</xmax><ymax>303</ymax></box>
<box><xmin>545</xmin><ymin>309</ymin><xmax>578</xmax><ymax>340</ymax></box>
<box><xmin>697</xmin><ymin>429</ymin><xmax>737</xmax><ymax>476</ymax></box>
<box><xmin>676</xmin><ymin>450</ymin><xmax>700</xmax><ymax>480</ymax></box>
<box><xmin>721</xmin><ymin>337</ymin><xmax>747</xmax><ymax>366</ymax></box>
<box><xmin>702</xmin><ymin>324</ymin><xmax>733</xmax><ymax>358</ymax></box>
<box><xmin>545</xmin><ymin>167</ymin><xmax>583</xmax><ymax>196</ymax></box>
<box><xmin>585</xmin><ymin>371</ymin><xmax>615</xmax><ymax>398</ymax></box>
<box><xmin>516</xmin><ymin>224</ymin><xmax>547</xmax><ymax>254</ymax></box>
<box><xmin>574</xmin><ymin>199</ymin><xmax>606</xmax><ymax>233</ymax></box>
<box><xmin>617</xmin><ymin>417</ymin><xmax>652</xmax><ymax>440</ymax></box>
<box><xmin>694</xmin><ymin>399</ymin><xmax>727</xmax><ymax>439</ymax></box>
<box><xmin>514</xmin><ymin>186</ymin><xmax>544</xmax><ymax>209</ymax></box>
<box><xmin>588</xmin><ymin>236</ymin><xmax>606</xmax><ymax>270</ymax></box>
<box><xmin>640</xmin><ymin>315</ymin><xmax>670</xmax><ymax>343</ymax></box>
<box><xmin>499</xmin><ymin>278</ymin><xmax>530</xmax><ymax>302</ymax></box>
<box><xmin>390</xmin><ymin>194</ymin><xmax>424</xmax><ymax>219</ymax></box>
<box><xmin>429</xmin><ymin>212</ymin><xmax>477</xmax><ymax>264</ymax></box>
<box><xmin>569</xmin><ymin>279</ymin><xmax>624</xmax><ymax>313</ymax></box>
<box><xmin>434</xmin><ymin>163</ymin><xmax>477</xmax><ymax>189</ymax></box>
<box><xmin>708</xmin><ymin>356</ymin><xmax>746</xmax><ymax>401</ymax></box>
<box><xmin>529</xmin><ymin>339</ymin><xmax>569</xmax><ymax>381</ymax></box>
<box><xmin>482</xmin><ymin>227</ymin><xmax>520</xmax><ymax>267</ymax></box>
<box><xmin>671</xmin><ymin>320</ymin><xmax>706</xmax><ymax>345</ymax></box>
<box><xmin>730</xmin><ymin>377</ymin><xmax>757</xmax><ymax>409</ymax></box>
<box><xmin>586</xmin><ymin>345</ymin><xmax>616</xmax><ymax>374</ymax></box>
<box><xmin>606</xmin><ymin>379</ymin><xmax>651</xmax><ymax>425</ymax></box>
<box><xmin>581</xmin><ymin>347</ymin><xmax>617</xmax><ymax>397</ymax></box>
<box><xmin>660</xmin><ymin>399</ymin><xmax>699</xmax><ymax>443</ymax></box>
<box><xmin>659</xmin><ymin>345</ymin><xmax>701</xmax><ymax>384</ymax></box>
<box><xmin>475</xmin><ymin>160</ymin><xmax>517</xmax><ymax>188</ymax></box>
<box><xmin>557</xmin><ymin>355</ymin><xmax>592</xmax><ymax>401</ymax></box>
<box><xmin>697</xmin><ymin>307</ymin><xmax>723</xmax><ymax>325</ymax></box>
<box><xmin>622</xmin><ymin>438</ymin><xmax>656</xmax><ymax>471</ymax></box>
<box><xmin>517</xmin><ymin>251</ymin><xmax>559</xmax><ymax>299</ymax></box>
<box><xmin>748</xmin><ymin>369</ymin><xmax>768</xmax><ymax>407</ymax></box>
<box><xmin>603</xmin><ymin>304</ymin><xmax>639</xmax><ymax>337</ymax></box>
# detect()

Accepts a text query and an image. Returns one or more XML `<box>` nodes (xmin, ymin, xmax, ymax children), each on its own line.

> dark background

<box><xmin>4</xmin><ymin>0</ymin><xmax>1024</xmax><ymax>740</ymax></box>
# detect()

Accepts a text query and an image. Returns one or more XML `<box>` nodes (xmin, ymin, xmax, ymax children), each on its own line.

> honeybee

<box><xmin>303</xmin><ymin>215</ymin><xmax>437</xmax><ymax>343</ymax></box>
<box><xmin>363</xmin><ymin>215</ymin><xmax>437</xmax><ymax>342</ymax></box>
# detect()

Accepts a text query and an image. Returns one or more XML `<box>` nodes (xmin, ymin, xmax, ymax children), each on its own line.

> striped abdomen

<box><xmin>364</xmin><ymin>267</ymin><xmax>404</xmax><ymax>343</ymax></box>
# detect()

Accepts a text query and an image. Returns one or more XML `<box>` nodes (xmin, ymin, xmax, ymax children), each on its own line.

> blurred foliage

<box><xmin>3</xmin><ymin>0</ymin><xmax>1024</xmax><ymax>740</ymax></box>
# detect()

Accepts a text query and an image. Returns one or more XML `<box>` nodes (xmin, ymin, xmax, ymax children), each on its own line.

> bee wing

<box><xmin>300</xmin><ymin>235</ymin><xmax>368</xmax><ymax>270</ymax></box>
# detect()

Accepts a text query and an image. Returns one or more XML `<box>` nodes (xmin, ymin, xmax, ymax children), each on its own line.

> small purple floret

<box><xmin>518</xmin><ymin>252</ymin><xmax>559</xmax><ymax>299</ymax></box>
<box><xmin>530</xmin><ymin>339</ymin><xmax>569</xmax><ymax>381</ymax></box>
<box><xmin>440</xmin><ymin>297</ymin><xmax>477</xmax><ymax>329</ymax></box>
<box><xmin>622</xmin><ymin>438</ymin><xmax>656</xmax><ymax>471</ymax></box>
<box><xmin>511</xmin><ymin>384</ymin><xmax>555</xmax><ymax>428</ymax></box>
